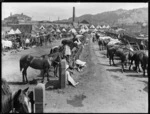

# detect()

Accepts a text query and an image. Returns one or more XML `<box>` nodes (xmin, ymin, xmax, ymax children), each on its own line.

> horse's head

<box><xmin>12</xmin><ymin>87</ymin><xmax>31</xmax><ymax>113</ymax></box>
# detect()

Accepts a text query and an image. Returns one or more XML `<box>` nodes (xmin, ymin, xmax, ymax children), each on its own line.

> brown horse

<box><xmin>20</xmin><ymin>54</ymin><xmax>53</xmax><ymax>83</ymax></box>
<box><xmin>2</xmin><ymin>78</ymin><xmax>31</xmax><ymax>113</ymax></box>
<box><xmin>129</xmin><ymin>50</ymin><xmax>148</xmax><ymax>76</ymax></box>
<box><xmin>108</xmin><ymin>44</ymin><xmax>134</xmax><ymax>72</ymax></box>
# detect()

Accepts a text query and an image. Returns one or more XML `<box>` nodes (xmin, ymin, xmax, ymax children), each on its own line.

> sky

<box><xmin>2</xmin><ymin>2</ymin><xmax>148</xmax><ymax>21</ymax></box>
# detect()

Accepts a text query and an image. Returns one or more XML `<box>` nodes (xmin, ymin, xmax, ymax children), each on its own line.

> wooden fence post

<box><xmin>59</xmin><ymin>59</ymin><xmax>66</xmax><ymax>88</ymax></box>
<box><xmin>34</xmin><ymin>83</ymin><xmax>45</xmax><ymax>113</ymax></box>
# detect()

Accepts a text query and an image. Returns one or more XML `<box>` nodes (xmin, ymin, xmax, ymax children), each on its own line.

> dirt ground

<box><xmin>2</xmin><ymin>34</ymin><xmax>148</xmax><ymax>113</ymax></box>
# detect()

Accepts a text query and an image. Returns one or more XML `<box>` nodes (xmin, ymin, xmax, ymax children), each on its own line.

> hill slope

<box><xmin>61</xmin><ymin>7</ymin><xmax>148</xmax><ymax>26</ymax></box>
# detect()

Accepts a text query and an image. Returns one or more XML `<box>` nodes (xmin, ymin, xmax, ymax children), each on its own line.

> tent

<box><xmin>40</xmin><ymin>25</ymin><xmax>45</xmax><ymax>30</ymax></box>
<box><xmin>93</xmin><ymin>28</ymin><xmax>98</xmax><ymax>32</ymax></box>
<box><xmin>8</xmin><ymin>29</ymin><xmax>15</xmax><ymax>35</ymax></box>
<box><xmin>103</xmin><ymin>25</ymin><xmax>106</xmax><ymax>28</ymax></box>
<box><xmin>50</xmin><ymin>28</ymin><xmax>55</xmax><ymax>32</ymax></box>
<box><xmin>69</xmin><ymin>28</ymin><xmax>77</xmax><ymax>33</ymax></box>
<box><xmin>15</xmin><ymin>28</ymin><xmax>21</xmax><ymax>34</ymax></box>
<box><xmin>106</xmin><ymin>25</ymin><xmax>110</xmax><ymax>28</ymax></box>
<box><xmin>96</xmin><ymin>25</ymin><xmax>101</xmax><ymax>29</ymax></box>
<box><xmin>62</xmin><ymin>28</ymin><xmax>66</xmax><ymax>32</ymax></box>
<box><xmin>90</xmin><ymin>25</ymin><xmax>95</xmax><ymax>29</ymax></box>
<box><xmin>56</xmin><ymin>29</ymin><xmax>61</xmax><ymax>33</ymax></box>
<box><xmin>79</xmin><ymin>28</ymin><xmax>86</xmax><ymax>34</ymax></box>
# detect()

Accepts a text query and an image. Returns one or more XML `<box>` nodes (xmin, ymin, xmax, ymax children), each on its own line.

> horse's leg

<box><xmin>135</xmin><ymin>61</ymin><xmax>139</xmax><ymax>73</ymax></box>
<box><xmin>24</xmin><ymin>67</ymin><xmax>28</xmax><ymax>83</ymax></box>
<box><xmin>112</xmin><ymin>55</ymin><xmax>115</xmax><ymax>66</ymax></box>
<box><xmin>54</xmin><ymin>65</ymin><xmax>56</xmax><ymax>77</ymax></box>
<box><xmin>121</xmin><ymin>60</ymin><xmax>125</xmax><ymax>73</ymax></box>
<box><xmin>42</xmin><ymin>70</ymin><xmax>45</xmax><ymax>83</ymax></box>
<box><xmin>46</xmin><ymin>68</ymin><xmax>50</xmax><ymax>81</ymax></box>
<box><xmin>121</xmin><ymin>63</ymin><xmax>124</xmax><ymax>73</ymax></box>
<box><xmin>109</xmin><ymin>55</ymin><xmax>112</xmax><ymax>66</ymax></box>
<box><xmin>142</xmin><ymin>65</ymin><xmax>146</xmax><ymax>76</ymax></box>
<box><xmin>138</xmin><ymin>62</ymin><xmax>142</xmax><ymax>72</ymax></box>
<box><xmin>22</xmin><ymin>70</ymin><xmax>25</xmax><ymax>83</ymax></box>
<box><xmin>55</xmin><ymin>65</ymin><xmax>59</xmax><ymax>77</ymax></box>
<box><xmin>129</xmin><ymin>59</ymin><xmax>133</xmax><ymax>70</ymax></box>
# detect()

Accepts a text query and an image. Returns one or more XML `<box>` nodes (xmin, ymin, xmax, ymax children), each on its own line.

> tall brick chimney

<box><xmin>73</xmin><ymin>7</ymin><xmax>75</xmax><ymax>23</ymax></box>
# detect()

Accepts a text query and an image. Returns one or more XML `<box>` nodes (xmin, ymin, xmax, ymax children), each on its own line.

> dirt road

<box><xmin>2</xmin><ymin>35</ymin><xmax>148</xmax><ymax>113</ymax></box>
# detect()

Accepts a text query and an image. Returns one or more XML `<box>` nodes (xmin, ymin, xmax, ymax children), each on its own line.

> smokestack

<box><xmin>73</xmin><ymin>7</ymin><xmax>75</xmax><ymax>22</ymax></box>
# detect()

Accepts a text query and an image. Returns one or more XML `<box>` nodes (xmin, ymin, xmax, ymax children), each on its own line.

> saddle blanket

<box><xmin>65</xmin><ymin>45</ymin><xmax>71</xmax><ymax>56</ymax></box>
<box><xmin>75</xmin><ymin>59</ymin><xmax>86</xmax><ymax>67</ymax></box>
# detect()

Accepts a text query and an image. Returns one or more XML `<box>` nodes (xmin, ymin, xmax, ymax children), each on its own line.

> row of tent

<box><xmin>7</xmin><ymin>28</ymin><xmax>22</xmax><ymax>35</ymax></box>
<box><xmin>90</xmin><ymin>25</ymin><xmax>110</xmax><ymax>29</ymax></box>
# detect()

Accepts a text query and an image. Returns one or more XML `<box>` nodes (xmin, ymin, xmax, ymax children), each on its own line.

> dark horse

<box><xmin>48</xmin><ymin>52</ymin><xmax>62</xmax><ymax>77</ymax></box>
<box><xmin>61</xmin><ymin>39</ymin><xmax>78</xmax><ymax>63</ymax></box>
<box><xmin>49</xmin><ymin>46</ymin><xmax>64</xmax><ymax>77</ymax></box>
<box><xmin>50</xmin><ymin>45</ymin><xmax>64</xmax><ymax>58</ymax></box>
<box><xmin>20</xmin><ymin>54</ymin><xmax>53</xmax><ymax>83</ymax></box>
<box><xmin>129</xmin><ymin>50</ymin><xmax>148</xmax><ymax>76</ymax></box>
<box><xmin>61</xmin><ymin>39</ymin><xmax>78</xmax><ymax>50</ymax></box>
<box><xmin>2</xmin><ymin>78</ymin><xmax>31</xmax><ymax>113</ymax></box>
<box><xmin>98</xmin><ymin>38</ymin><xmax>110</xmax><ymax>50</ymax></box>
<box><xmin>107</xmin><ymin>44</ymin><xmax>134</xmax><ymax>72</ymax></box>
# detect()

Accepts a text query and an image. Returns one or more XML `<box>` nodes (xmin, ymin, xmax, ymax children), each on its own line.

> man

<box><xmin>65</xmin><ymin>62</ymin><xmax>79</xmax><ymax>87</ymax></box>
<box><xmin>140</xmin><ymin>41</ymin><xmax>146</xmax><ymax>50</ymax></box>
<box><xmin>64</xmin><ymin>44</ymin><xmax>71</xmax><ymax>64</ymax></box>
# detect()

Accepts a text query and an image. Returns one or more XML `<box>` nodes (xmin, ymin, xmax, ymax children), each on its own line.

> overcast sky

<box><xmin>2</xmin><ymin>2</ymin><xmax>148</xmax><ymax>21</ymax></box>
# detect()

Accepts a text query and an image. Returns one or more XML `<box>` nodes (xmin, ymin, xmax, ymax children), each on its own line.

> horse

<box><xmin>19</xmin><ymin>54</ymin><xmax>53</xmax><ymax>83</ymax></box>
<box><xmin>98</xmin><ymin>38</ymin><xmax>104</xmax><ymax>50</ymax></box>
<box><xmin>108</xmin><ymin>44</ymin><xmax>134</xmax><ymax>72</ymax></box>
<box><xmin>48</xmin><ymin>52</ymin><xmax>62</xmax><ymax>77</ymax></box>
<box><xmin>2</xmin><ymin>78</ymin><xmax>31</xmax><ymax>113</ymax></box>
<box><xmin>49</xmin><ymin>46</ymin><xmax>64</xmax><ymax>77</ymax></box>
<box><xmin>50</xmin><ymin>45</ymin><xmax>64</xmax><ymax>57</ymax></box>
<box><xmin>129</xmin><ymin>50</ymin><xmax>148</xmax><ymax>76</ymax></box>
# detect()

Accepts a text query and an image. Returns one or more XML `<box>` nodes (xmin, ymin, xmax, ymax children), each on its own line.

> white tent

<box><xmin>93</xmin><ymin>28</ymin><xmax>98</xmax><ymax>32</ymax></box>
<box><xmin>56</xmin><ymin>29</ymin><xmax>61</xmax><ymax>33</ymax></box>
<box><xmin>69</xmin><ymin>28</ymin><xmax>77</xmax><ymax>33</ymax></box>
<box><xmin>62</xmin><ymin>28</ymin><xmax>66</xmax><ymax>32</ymax></box>
<box><xmin>90</xmin><ymin>25</ymin><xmax>95</xmax><ymax>29</ymax></box>
<box><xmin>96</xmin><ymin>25</ymin><xmax>101</xmax><ymax>29</ymax></box>
<box><xmin>40</xmin><ymin>25</ymin><xmax>45</xmax><ymax>30</ymax></box>
<box><xmin>79</xmin><ymin>28</ymin><xmax>86</xmax><ymax>34</ymax></box>
<box><xmin>8</xmin><ymin>29</ymin><xmax>15</xmax><ymax>35</ymax></box>
<box><xmin>50</xmin><ymin>28</ymin><xmax>55</xmax><ymax>32</ymax></box>
<box><xmin>103</xmin><ymin>25</ymin><xmax>106</xmax><ymax>28</ymax></box>
<box><xmin>15</xmin><ymin>28</ymin><xmax>21</xmax><ymax>34</ymax></box>
<box><xmin>106</xmin><ymin>25</ymin><xmax>110</xmax><ymax>28</ymax></box>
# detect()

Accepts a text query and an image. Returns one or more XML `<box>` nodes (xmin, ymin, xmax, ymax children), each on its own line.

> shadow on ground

<box><xmin>107</xmin><ymin>68</ymin><xmax>122</xmax><ymax>73</ymax></box>
<box><xmin>139</xmin><ymin>80</ymin><xmax>148</xmax><ymax>93</ymax></box>
<box><xmin>126</xmin><ymin>74</ymin><xmax>147</xmax><ymax>78</ymax></box>
<box><xmin>45</xmin><ymin>79</ymin><xmax>60</xmax><ymax>90</ymax></box>
<box><xmin>8</xmin><ymin>81</ymin><xmax>25</xmax><ymax>85</ymax></box>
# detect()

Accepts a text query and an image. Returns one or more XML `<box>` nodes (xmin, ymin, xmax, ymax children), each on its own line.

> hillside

<box><xmin>61</xmin><ymin>7</ymin><xmax>148</xmax><ymax>26</ymax></box>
